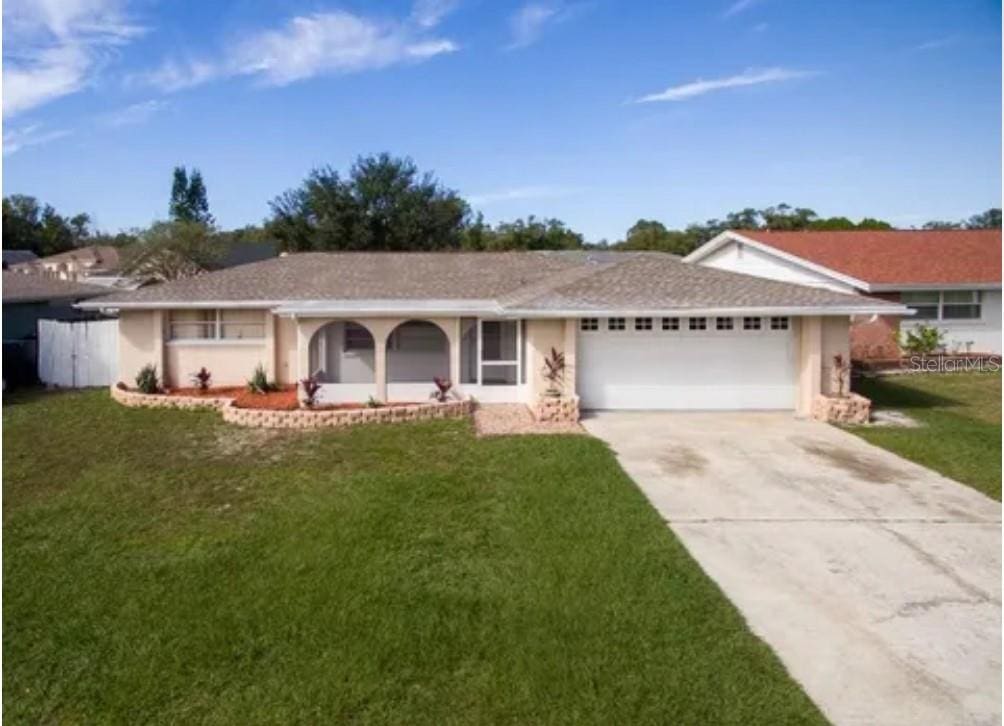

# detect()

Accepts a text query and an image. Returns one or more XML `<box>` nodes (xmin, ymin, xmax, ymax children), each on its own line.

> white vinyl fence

<box><xmin>38</xmin><ymin>318</ymin><xmax>118</xmax><ymax>388</ymax></box>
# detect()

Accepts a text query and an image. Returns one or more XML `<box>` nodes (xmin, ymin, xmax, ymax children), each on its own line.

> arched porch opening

<box><xmin>386</xmin><ymin>320</ymin><xmax>450</xmax><ymax>384</ymax></box>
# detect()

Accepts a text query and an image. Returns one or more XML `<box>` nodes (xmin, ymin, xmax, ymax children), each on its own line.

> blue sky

<box><xmin>3</xmin><ymin>0</ymin><xmax>1001</xmax><ymax>242</ymax></box>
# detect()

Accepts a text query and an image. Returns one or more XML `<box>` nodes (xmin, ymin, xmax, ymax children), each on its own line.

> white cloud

<box><xmin>468</xmin><ymin>185</ymin><xmax>581</xmax><ymax>206</ymax></box>
<box><xmin>2</xmin><ymin>0</ymin><xmax>145</xmax><ymax>117</ymax></box>
<box><xmin>411</xmin><ymin>0</ymin><xmax>460</xmax><ymax>28</ymax></box>
<box><xmin>3</xmin><ymin>123</ymin><xmax>72</xmax><ymax>154</ymax></box>
<box><xmin>914</xmin><ymin>35</ymin><xmax>958</xmax><ymax>52</ymax></box>
<box><xmin>97</xmin><ymin>99</ymin><xmax>167</xmax><ymax>127</ymax></box>
<box><xmin>136</xmin><ymin>9</ymin><xmax>458</xmax><ymax>92</ymax></box>
<box><xmin>722</xmin><ymin>0</ymin><xmax>762</xmax><ymax>18</ymax></box>
<box><xmin>507</xmin><ymin>3</ymin><xmax>559</xmax><ymax>49</ymax></box>
<box><xmin>634</xmin><ymin>67</ymin><xmax>814</xmax><ymax>103</ymax></box>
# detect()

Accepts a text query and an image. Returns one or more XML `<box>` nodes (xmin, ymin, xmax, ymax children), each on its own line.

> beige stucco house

<box><xmin>77</xmin><ymin>251</ymin><xmax>908</xmax><ymax>415</ymax></box>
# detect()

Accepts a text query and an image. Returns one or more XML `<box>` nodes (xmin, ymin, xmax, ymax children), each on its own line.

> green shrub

<box><xmin>135</xmin><ymin>364</ymin><xmax>160</xmax><ymax>394</ymax></box>
<box><xmin>900</xmin><ymin>324</ymin><xmax>945</xmax><ymax>356</ymax></box>
<box><xmin>247</xmin><ymin>363</ymin><xmax>273</xmax><ymax>394</ymax></box>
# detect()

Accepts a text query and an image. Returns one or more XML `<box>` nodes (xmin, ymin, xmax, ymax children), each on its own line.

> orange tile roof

<box><xmin>735</xmin><ymin>229</ymin><xmax>1002</xmax><ymax>286</ymax></box>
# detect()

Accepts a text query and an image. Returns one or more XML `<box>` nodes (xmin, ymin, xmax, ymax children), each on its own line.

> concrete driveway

<box><xmin>583</xmin><ymin>411</ymin><xmax>1001</xmax><ymax>726</ymax></box>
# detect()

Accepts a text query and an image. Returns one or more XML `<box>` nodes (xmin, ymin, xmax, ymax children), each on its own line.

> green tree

<box><xmin>2</xmin><ymin>195</ymin><xmax>92</xmax><ymax>255</ymax></box>
<box><xmin>619</xmin><ymin>219</ymin><xmax>699</xmax><ymax>255</ymax></box>
<box><xmin>966</xmin><ymin>208</ymin><xmax>1001</xmax><ymax>229</ymax></box>
<box><xmin>268</xmin><ymin>154</ymin><xmax>469</xmax><ymax>251</ymax></box>
<box><xmin>169</xmin><ymin>166</ymin><xmax>214</xmax><ymax>225</ymax></box>
<box><xmin>121</xmin><ymin>221</ymin><xmax>223</xmax><ymax>281</ymax></box>
<box><xmin>461</xmin><ymin>216</ymin><xmax>583</xmax><ymax>251</ymax></box>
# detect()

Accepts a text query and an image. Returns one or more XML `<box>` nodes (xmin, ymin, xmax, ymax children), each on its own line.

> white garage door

<box><xmin>577</xmin><ymin>316</ymin><xmax>797</xmax><ymax>410</ymax></box>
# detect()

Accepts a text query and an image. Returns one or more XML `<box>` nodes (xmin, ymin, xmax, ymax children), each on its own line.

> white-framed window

<box><xmin>634</xmin><ymin>317</ymin><xmax>653</xmax><ymax>331</ymax></box>
<box><xmin>169</xmin><ymin>309</ymin><xmax>265</xmax><ymax>341</ymax></box>
<box><xmin>479</xmin><ymin>319</ymin><xmax>521</xmax><ymax>386</ymax></box>
<box><xmin>770</xmin><ymin>316</ymin><xmax>790</xmax><ymax>330</ymax></box>
<box><xmin>902</xmin><ymin>290</ymin><xmax>982</xmax><ymax>321</ymax></box>
<box><xmin>662</xmin><ymin>317</ymin><xmax>680</xmax><ymax>331</ymax></box>
<box><xmin>716</xmin><ymin>317</ymin><xmax>734</xmax><ymax>331</ymax></box>
<box><xmin>580</xmin><ymin>317</ymin><xmax>599</xmax><ymax>331</ymax></box>
<box><xmin>608</xmin><ymin>317</ymin><xmax>626</xmax><ymax>331</ymax></box>
<box><xmin>743</xmin><ymin>316</ymin><xmax>762</xmax><ymax>331</ymax></box>
<box><xmin>688</xmin><ymin>317</ymin><xmax>707</xmax><ymax>331</ymax></box>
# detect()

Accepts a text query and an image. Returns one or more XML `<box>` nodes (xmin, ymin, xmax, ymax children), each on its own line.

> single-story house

<box><xmin>684</xmin><ymin>229</ymin><xmax>1002</xmax><ymax>359</ymax></box>
<box><xmin>9</xmin><ymin>245</ymin><xmax>122</xmax><ymax>282</ymax></box>
<box><xmin>77</xmin><ymin>251</ymin><xmax>908</xmax><ymax>414</ymax></box>
<box><xmin>2</xmin><ymin>272</ymin><xmax>110</xmax><ymax>385</ymax></box>
<box><xmin>3</xmin><ymin>250</ymin><xmax>39</xmax><ymax>269</ymax></box>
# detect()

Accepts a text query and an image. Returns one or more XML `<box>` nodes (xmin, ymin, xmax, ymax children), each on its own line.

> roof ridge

<box><xmin>497</xmin><ymin>253</ymin><xmax>639</xmax><ymax>309</ymax></box>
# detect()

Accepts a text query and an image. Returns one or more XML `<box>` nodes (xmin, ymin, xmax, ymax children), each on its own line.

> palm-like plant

<box><xmin>542</xmin><ymin>347</ymin><xmax>565</xmax><ymax>396</ymax></box>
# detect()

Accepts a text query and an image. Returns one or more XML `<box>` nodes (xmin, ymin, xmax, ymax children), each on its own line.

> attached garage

<box><xmin>576</xmin><ymin>315</ymin><xmax>797</xmax><ymax>410</ymax></box>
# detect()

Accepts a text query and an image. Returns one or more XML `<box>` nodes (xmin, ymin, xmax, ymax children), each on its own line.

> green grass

<box><xmin>3</xmin><ymin>390</ymin><xmax>824</xmax><ymax>725</ymax></box>
<box><xmin>851</xmin><ymin>371</ymin><xmax>1002</xmax><ymax>500</ymax></box>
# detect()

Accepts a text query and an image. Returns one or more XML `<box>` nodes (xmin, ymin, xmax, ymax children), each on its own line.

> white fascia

<box><xmin>869</xmin><ymin>282</ymin><xmax>1003</xmax><ymax>292</ymax></box>
<box><xmin>271</xmin><ymin>299</ymin><xmax>501</xmax><ymax>317</ymax></box>
<box><xmin>683</xmin><ymin>231</ymin><xmax>874</xmax><ymax>292</ymax></box>
<box><xmin>505</xmin><ymin>304</ymin><xmax>915</xmax><ymax>318</ymax></box>
<box><xmin>75</xmin><ymin>299</ymin><xmax>288</xmax><ymax>311</ymax></box>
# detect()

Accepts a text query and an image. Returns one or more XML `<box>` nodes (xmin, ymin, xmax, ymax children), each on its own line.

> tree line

<box><xmin>3</xmin><ymin>153</ymin><xmax>1000</xmax><ymax>279</ymax></box>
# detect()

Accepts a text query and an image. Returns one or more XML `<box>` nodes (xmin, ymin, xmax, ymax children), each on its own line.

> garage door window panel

<box><xmin>688</xmin><ymin>317</ymin><xmax>707</xmax><ymax>331</ymax></box>
<box><xmin>608</xmin><ymin>318</ymin><xmax>626</xmax><ymax>331</ymax></box>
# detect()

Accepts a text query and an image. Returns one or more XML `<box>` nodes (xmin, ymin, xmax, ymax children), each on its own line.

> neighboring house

<box><xmin>219</xmin><ymin>240</ymin><xmax>279</xmax><ymax>268</ymax></box>
<box><xmin>9</xmin><ymin>245</ymin><xmax>122</xmax><ymax>281</ymax></box>
<box><xmin>2</xmin><ymin>272</ymin><xmax>109</xmax><ymax>385</ymax></box>
<box><xmin>78</xmin><ymin>251</ymin><xmax>907</xmax><ymax>414</ymax></box>
<box><xmin>2</xmin><ymin>250</ymin><xmax>38</xmax><ymax>269</ymax></box>
<box><xmin>684</xmin><ymin>229</ymin><xmax>1002</xmax><ymax>359</ymax></box>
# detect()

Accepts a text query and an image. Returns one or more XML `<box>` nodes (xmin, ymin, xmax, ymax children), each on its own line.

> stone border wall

<box><xmin>111</xmin><ymin>385</ymin><xmax>232</xmax><ymax>411</ymax></box>
<box><xmin>811</xmin><ymin>393</ymin><xmax>871</xmax><ymax>425</ymax></box>
<box><xmin>531</xmin><ymin>395</ymin><xmax>580</xmax><ymax>423</ymax></box>
<box><xmin>110</xmin><ymin>385</ymin><xmax>473</xmax><ymax>429</ymax></box>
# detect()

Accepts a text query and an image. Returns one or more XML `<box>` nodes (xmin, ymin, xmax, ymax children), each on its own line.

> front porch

<box><xmin>291</xmin><ymin>316</ymin><xmax>577</xmax><ymax>406</ymax></box>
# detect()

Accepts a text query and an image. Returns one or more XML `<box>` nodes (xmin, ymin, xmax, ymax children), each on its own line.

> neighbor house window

<box><xmin>770</xmin><ymin>316</ymin><xmax>790</xmax><ymax>330</ymax></box>
<box><xmin>743</xmin><ymin>316</ymin><xmax>762</xmax><ymax>330</ymax></box>
<box><xmin>900</xmin><ymin>291</ymin><xmax>939</xmax><ymax>320</ymax></box>
<box><xmin>169</xmin><ymin>309</ymin><xmax>265</xmax><ymax>341</ymax></box>
<box><xmin>662</xmin><ymin>317</ymin><xmax>680</xmax><ymax>331</ymax></box>
<box><xmin>688</xmin><ymin>317</ymin><xmax>707</xmax><ymax>331</ymax></box>
<box><xmin>903</xmin><ymin>290</ymin><xmax>982</xmax><ymax>320</ymax></box>
<box><xmin>715</xmin><ymin>317</ymin><xmax>734</xmax><ymax>331</ymax></box>
<box><xmin>608</xmin><ymin>318</ymin><xmax>626</xmax><ymax>331</ymax></box>
<box><xmin>634</xmin><ymin>317</ymin><xmax>653</xmax><ymax>331</ymax></box>
<box><xmin>580</xmin><ymin>318</ymin><xmax>599</xmax><ymax>331</ymax></box>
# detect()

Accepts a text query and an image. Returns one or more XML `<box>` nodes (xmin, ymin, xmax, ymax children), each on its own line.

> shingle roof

<box><xmin>29</xmin><ymin>245</ymin><xmax>122</xmax><ymax>272</ymax></box>
<box><xmin>2</xmin><ymin>272</ymin><xmax>109</xmax><ymax>303</ymax></box>
<box><xmin>79</xmin><ymin>250</ymin><xmax>905</xmax><ymax>315</ymax></box>
<box><xmin>734</xmin><ymin>229</ymin><xmax>1002</xmax><ymax>286</ymax></box>
<box><xmin>2</xmin><ymin>250</ymin><xmax>38</xmax><ymax>267</ymax></box>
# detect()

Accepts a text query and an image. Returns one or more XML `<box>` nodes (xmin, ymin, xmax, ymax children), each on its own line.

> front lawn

<box><xmin>851</xmin><ymin>371</ymin><xmax>1002</xmax><ymax>500</ymax></box>
<box><xmin>3</xmin><ymin>391</ymin><xmax>824</xmax><ymax>725</ymax></box>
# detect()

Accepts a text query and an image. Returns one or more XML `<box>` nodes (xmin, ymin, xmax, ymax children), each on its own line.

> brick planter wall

<box><xmin>111</xmin><ymin>385</ymin><xmax>232</xmax><ymax>411</ymax></box>
<box><xmin>811</xmin><ymin>393</ymin><xmax>871</xmax><ymax>425</ymax></box>
<box><xmin>531</xmin><ymin>395</ymin><xmax>580</xmax><ymax>423</ymax></box>
<box><xmin>110</xmin><ymin>385</ymin><xmax>473</xmax><ymax>429</ymax></box>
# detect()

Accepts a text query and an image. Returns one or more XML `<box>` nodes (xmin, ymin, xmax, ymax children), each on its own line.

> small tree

<box><xmin>900</xmin><ymin>324</ymin><xmax>945</xmax><ymax>356</ymax></box>
<box><xmin>541</xmin><ymin>347</ymin><xmax>566</xmax><ymax>397</ymax></box>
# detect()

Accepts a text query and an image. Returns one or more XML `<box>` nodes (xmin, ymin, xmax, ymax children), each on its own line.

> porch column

<box><xmin>374</xmin><ymin>336</ymin><xmax>388</xmax><ymax>402</ymax></box>
<box><xmin>295</xmin><ymin>318</ymin><xmax>308</xmax><ymax>380</ymax></box>
<box><xmin>449</xmin><ymin>318</ymin><xmax>461</xmax><ymax>387</ymax></box>
<box><xmin>797</xmin><ymin>316</ymin><xmax>822</xmax><ymax>416</ymax></box>
<box><xmin>263</xmin><ymin>312</ymin><xmax>277</xmax><ymax>381</ymax></box>
<box><xmin>153</xmin><ymin>309</ymin><xmax>166</xmax><ymax>383</ymax></box>
<box><xmin>563</xmin><ymin>318</ymin><xmax>577</xmax><ymax>397</ymax></box>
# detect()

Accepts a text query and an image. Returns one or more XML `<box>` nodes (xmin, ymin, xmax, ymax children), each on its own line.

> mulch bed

<box><xmin>161</xmin><ymin>385</ymin><xmax>420</xmax><ymax>412</ymax></box>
